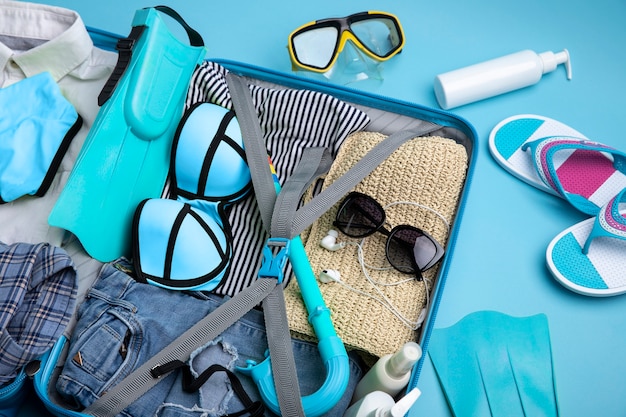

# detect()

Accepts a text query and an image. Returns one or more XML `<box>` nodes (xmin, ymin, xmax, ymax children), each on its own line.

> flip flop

<box><xmin>547</xmin><ymin>188</ymin><xmax>626</xmax><ymax>296</ymax></box>
<box><xmin>489</xmin><ymin>114</ymin><xmax>626</xmax><ymax>215</ymax></box>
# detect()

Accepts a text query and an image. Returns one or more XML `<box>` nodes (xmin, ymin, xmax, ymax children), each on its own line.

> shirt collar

<box><xmin>0</xmin><ymin>2</ymin><xmax>93</xmax><ymax>81</ymax></box>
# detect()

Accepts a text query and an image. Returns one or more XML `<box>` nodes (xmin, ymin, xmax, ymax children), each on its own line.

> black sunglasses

<box><xmin>333</xmin><ymin>192</ymin><xmax>445</xmax><ymax>279</ymax></box>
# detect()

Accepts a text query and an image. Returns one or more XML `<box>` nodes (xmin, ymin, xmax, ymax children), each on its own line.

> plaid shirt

<box><xmin>0</xmin><ymin>242</ymin><xmax>77</xmax><ymax>385</ymax></box>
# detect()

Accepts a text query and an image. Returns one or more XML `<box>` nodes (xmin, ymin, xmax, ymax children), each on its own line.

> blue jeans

<box><xmin>56</xmin><ymin>260</ymin><xmax>364</xmax><ymax>416</ymax></box>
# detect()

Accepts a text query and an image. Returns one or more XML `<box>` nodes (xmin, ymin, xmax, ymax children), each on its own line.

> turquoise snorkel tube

<box><xmin>289</xmin><ymin>237</ymin><xmax>351</xmax><ymax>416</ymax></box>
<box><xmin>237</xmin><ymin>166</ymin><xmax>350</xmax><ymax>417</ymax></box>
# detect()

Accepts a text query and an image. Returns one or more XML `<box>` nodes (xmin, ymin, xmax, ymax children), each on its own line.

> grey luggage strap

<box><xmin>227</xmin><ymin>72</ymin><xmax>306</xmax><ymax>417</ymax></box>
<box><xmin>84</xmin><ymin>72</ymin><xmax>439</xmax><ymax>417</ymax></box>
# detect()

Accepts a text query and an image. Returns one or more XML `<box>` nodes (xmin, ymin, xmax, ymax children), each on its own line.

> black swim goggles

<box><xmin>288</xmin><ymin>11</ymin><xmax>405</xmax><ymax>72</ymax></box>
<box><xmin>333</xmin><ymin>192</ymin><xmax>445</xmax><ymax>280</ymax></box>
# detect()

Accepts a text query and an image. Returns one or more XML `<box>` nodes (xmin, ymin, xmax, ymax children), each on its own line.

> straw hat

<box><xmin>284</xmin><ymin>131</ymin><xmax>468</xmax><ymax>359</ymax></box>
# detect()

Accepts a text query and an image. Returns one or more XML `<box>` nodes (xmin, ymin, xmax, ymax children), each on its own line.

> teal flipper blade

<box><xmin>476</xmin><ymin>348</ymin><xmax>525</xmax><ymax>416</ymax></box>
<box><xmin>48</xmin><ymin>7</ymin><xmax>206</xmax><ymax>262</ymax></box>
<box><xmin>506</xmin><ymin>314</ymin><xmax>559</xmax><ymax>416</ymax></box>
<box><xmin>428</xmin><ymin>311</ymin><xmax>559</xmax><ymax>417</ymax></box>
<box><xmin>49</xmin><ymin>107</ymin><xmax>169</xmax><ymax>262</ymax></box>
<box><xmin>428</xmin><ymin>322</ymin><xmax>492</xmax><ymax>416</ymax></box>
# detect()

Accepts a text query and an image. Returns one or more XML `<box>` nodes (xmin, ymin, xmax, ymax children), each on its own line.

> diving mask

<box><xmin>288</xmin><ymin>11</ymin><xmax>405</xmax><ymax>73</ymax></box>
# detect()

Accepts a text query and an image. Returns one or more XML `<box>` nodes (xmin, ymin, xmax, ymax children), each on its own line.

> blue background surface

<box><xmin>22</xmin><ymin>0</ymin><xmax>626</xmax><ymax>415</ymax></box>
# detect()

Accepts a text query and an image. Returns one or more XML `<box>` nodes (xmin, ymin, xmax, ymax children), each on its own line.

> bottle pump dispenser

<box><xmin>343</xmin><ymin>388</ymin><xmax>422</xmax><ymax>417</ymax></box>
<box><xmin>433</xmin><ymin>49</ymin><xmax>572</xmax><ymax>109</ymax></box>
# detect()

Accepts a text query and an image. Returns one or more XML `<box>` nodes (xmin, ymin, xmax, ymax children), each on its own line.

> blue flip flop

<box><xmin>489</xmin><ymin>114</ymin><xmax>626</xmax><ymax>215</ymax></box>
<box><xmin>547</xmin><ymin>188</ymin><xmax>626</xmax><ymax>296</ymax></box>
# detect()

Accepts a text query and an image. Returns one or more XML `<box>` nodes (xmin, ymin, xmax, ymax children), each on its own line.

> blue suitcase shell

<box><xmin>16</xmin><ymin>20</ymin><xmax>478</xmax><ymax>417</ymax></box>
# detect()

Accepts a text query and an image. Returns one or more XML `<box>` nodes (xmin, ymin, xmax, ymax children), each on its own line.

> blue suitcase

<box><xmin>3</xmin><ymin>8</ymin><xmax>477</xmax><ymax>417</ymax></box>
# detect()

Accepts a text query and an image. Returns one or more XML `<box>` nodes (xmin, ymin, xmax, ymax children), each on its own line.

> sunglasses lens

<box><xmin>335</xmin><ymin>193</ymin><xmax>384</xmax><ymax>237</ymax></box>
<box><xmin>350</xmin><ymin>17</ymin><xmax>402</xmax><ymax>57</ymax></box>
<box><xmin>291</xmin><ymin>26</ymin><xmax>339</xmax><ymax>69</ymax></box>
<box><xmin>387</xmin><ymin>227</ymin><xmax>442</xmax><ymax>273</ymax></box>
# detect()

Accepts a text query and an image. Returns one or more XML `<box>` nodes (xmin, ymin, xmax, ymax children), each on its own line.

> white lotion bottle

<box><xmin>433</xmin><ymin>49</ymin><xmax>572</xmax><ymax>109</ymax></box>
<box><xmin>352</xmin><ymin>341</ymin><xmax>422</xmax><ymax>404</ymax></box>
<box><xmin>343</xmin><ymin>388</ymin><xmax>422</xmax><ymax>417</ymax></box>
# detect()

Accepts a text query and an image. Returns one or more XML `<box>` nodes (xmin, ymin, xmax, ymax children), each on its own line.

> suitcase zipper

<box><xmin>0</xmin><ymin>369</ymin><xmax>26</xmax><ymax>397</ymax></box>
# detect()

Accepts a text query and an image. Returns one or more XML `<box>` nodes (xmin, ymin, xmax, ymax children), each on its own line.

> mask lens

<box><xmin>335</xmin><ymin>192</ymin><xmax>384</xmax><ymax>237</ymax></box>
<box><xmin>350</xmin><ymin>17</ymin><xmax>402</xmax><ymax>57</ymax></box>
<box><xmin>291</xmin><ymin>26</ymin><xmax>339</xmax><ymax>69</ymax></box>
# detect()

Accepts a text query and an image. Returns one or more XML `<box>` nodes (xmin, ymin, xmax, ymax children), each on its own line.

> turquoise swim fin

<box><xmin>505</xmin><ymin>314</ymin><xmax>559</xmax><ymax>416</ymax></box>
<box><xmin>48</xmin><ymin>6</ymin><xmax>206</xmax><ymax>262</ymax></box>
<box><xmin>428</xmin><ymin>311</ymin><xmax>559</xmax><ymax>417</ymax></box>
<box><xmin>427</xmin><ymin>324</ymin><xmax>492</xmax><ymax>416</ymax></box>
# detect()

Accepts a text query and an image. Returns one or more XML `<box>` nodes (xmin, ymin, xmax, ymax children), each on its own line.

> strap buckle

<box><xmin>258</xmin><ymin>238</ymin><xmax>290</xmax><ymax>283</ymax></box>
<box><xmin>116</xmin><ymin>37</ymin><xmax>136</xmax><ymax>52</ymax></box>
<box><xmin>97</xmin><ymin>25</ymin><xmax>146</xmax><ymax>106</ymax></box>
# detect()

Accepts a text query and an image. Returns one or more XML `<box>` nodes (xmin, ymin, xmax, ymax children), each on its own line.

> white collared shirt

<box><xmin>0</xmin><ymin>1</ymin><xmax>117</xmax><ymax>245</ymax></box>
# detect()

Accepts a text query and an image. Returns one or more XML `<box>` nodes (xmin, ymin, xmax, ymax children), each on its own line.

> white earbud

<box><xmin>318</xmin><ymin>269</ymin><xmax>341</xmax><ymax>283</ymax></box>
<box><xmin>320</xmin><ymin>230</ymin><xmax>346</xmax><ymax>251</ymax></box>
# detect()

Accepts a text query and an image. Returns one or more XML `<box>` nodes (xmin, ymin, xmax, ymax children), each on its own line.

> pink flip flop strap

<box><xmin>598</xmin><ymin>190</ymin><xmax>626</xmax><ymax>238</ymax></box>
<box><xmin>583</xmin><ymin>189</ymin><xmax>626</xmax><ymax>254</ymax></box>
<box><xmin>529</xmin><ymin>137</ymin><xmax>619</xmax><ymax>198</ymax></box>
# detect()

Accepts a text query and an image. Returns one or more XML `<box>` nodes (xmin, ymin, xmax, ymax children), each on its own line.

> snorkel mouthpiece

<box><xmin>237</xmin><ymin>335</ymin><xmax>350</xmax><ymax>417</ymax></box>
<box><xmin>237</xmin><ymin>236</ymin><xmax>350</xmax><ymax>417</ymax></box>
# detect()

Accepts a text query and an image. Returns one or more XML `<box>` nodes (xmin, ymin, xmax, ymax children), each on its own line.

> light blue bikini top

<box><xmin>132</xmin><ymin>102</ymin><xmax>252</xmax><ymax>291</ymax></box>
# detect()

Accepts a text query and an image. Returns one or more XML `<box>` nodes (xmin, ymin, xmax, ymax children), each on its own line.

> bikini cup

<box><xmin>170</xmin><ymin>102</ymin><xmax>251</xmax><ymax>203</ymax></box>
<box><xmin>132</xmin><ymin>103</ymin><xmax>252</xmax><ymax>291</ymax></box>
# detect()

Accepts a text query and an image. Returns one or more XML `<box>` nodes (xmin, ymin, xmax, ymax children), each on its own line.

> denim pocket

<box><xmin>57</xmin><ymin>304</ymin><xmax>140</xmax><ymax>408</ymax></box>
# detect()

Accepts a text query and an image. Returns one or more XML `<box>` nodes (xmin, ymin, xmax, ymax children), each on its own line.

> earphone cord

<box><xmin>322</xmin><ymin>200</ymin><xmax>445</xmax><ymax>330</ymax></box>
<box><xmin>328</xmin><ymin>241</ymin><xmax>430</xmax><ymax>331</ymax></box>
<box><xmin>357</xmin><ymin>240</ymin><xmax>430</xmax><ymax>330</ymax></box>
<box><xmin>384</xmin><ymin>200</ymin><xmax>450</xmax><ymax>232</ymax></box>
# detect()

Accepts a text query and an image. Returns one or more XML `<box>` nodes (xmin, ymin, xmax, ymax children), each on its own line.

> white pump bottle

<box><xmin>433</xmin><ymin>49</ymin><xmax>572</xmax><ymax>109</ymax></box>
<box><xmin>352</xmin><ymin>341</ymin><xmax>422</xmax><ymax>404</ymax></box>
